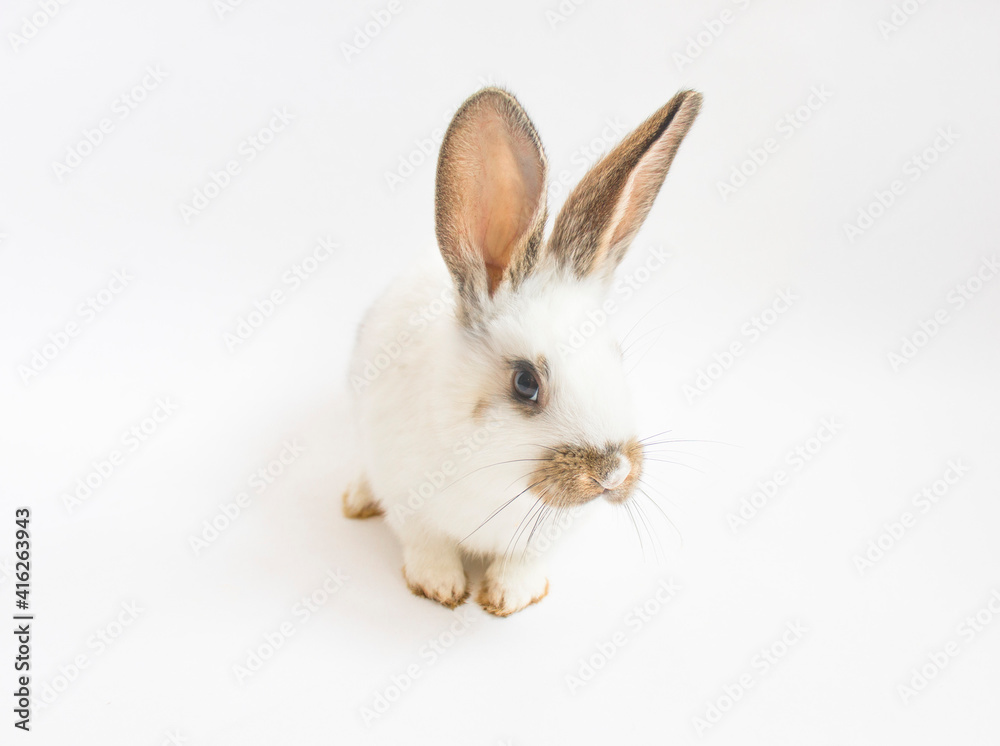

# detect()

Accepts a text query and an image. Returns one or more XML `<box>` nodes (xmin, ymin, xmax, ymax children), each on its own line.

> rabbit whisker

<box><xmin>637</xmin><ymin>485</ymin><xmax>682</xmax><ymax>546</ymax></box>
<box><xmin>522</xmin><ymin>503</ymin><xmax>551</xmax><ymax>561</ymax></box>
<box><xmin>624</xmin><ymin>327</ymin><xmax>668</xmax><ymax>377</ymax></box>
<box><xmin>459</xmin><ymin>478</ymin><xmax>545</xmax><ymax>545</ymax></box>
<box><xmin>439</xmin><ymin>457</ymin><xmax>551</xmax><ymax>495</ymax></box>
<box><xmin>639</xmin><ymin>429</ymin><xmax>675</xmax><ymax>443</ymax></box>
<box><xmin>622</xmin><ymin>501</ymin><xmax>646</xmax><ymax>561</ymax></box>
<box><xmin>622</xmin><ymin>322</ymin><xmax>678</xmax><ymax>359</ymax></box>
<box><xmin>619</xmin><ymin>291</ymin><xmax>680</xmax><ymax>350</ymax></box>
<box><xmin>503</xmin><ymin>494</ymin><xmax>546</xmax><ymax>569</ymax></box>
<box><xmin>641</xmin><ymin>457</ymin><xmax>705</xmax><ymax>474</ymax></box>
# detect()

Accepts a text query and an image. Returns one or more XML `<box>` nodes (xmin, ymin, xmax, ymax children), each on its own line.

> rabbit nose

<box><xmin>598</xmin><ymin>455</ymin><xmax>631</xmax><ymax>490</ymax></box>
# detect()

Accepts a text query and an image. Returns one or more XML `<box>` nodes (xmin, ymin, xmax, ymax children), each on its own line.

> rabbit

<box><xmin>344</xmin><ymin>86</ymin><xmax>701</xmax><ymax>616</ymax></box>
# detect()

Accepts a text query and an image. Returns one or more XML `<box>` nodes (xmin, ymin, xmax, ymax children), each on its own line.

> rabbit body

<box><xmin>345</xmin><ymin>87</ymin><xmax>702</xmax><ymax>615</ymax></box>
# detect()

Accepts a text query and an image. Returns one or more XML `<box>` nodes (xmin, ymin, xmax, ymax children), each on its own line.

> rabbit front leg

<box><xmin>477</xmin><ymin>554</ymin><xmax>550</xmax><ymax>617</ymax></box>
<box><xmin>397</xmin><ymin>521</ymin><xmax>469</xmax><ymax>609</ymax></box>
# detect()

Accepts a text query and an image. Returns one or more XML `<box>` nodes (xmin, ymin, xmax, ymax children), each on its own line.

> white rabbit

<box><xmin>345</xmin><ymin>87</ymin><xmax>701</xmax><ymax>616</ymax></box>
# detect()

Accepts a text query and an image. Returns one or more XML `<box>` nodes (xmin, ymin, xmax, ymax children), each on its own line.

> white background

<box><xmin>2</xmin><ymin>0</ymin><xmax>999</xmax><ymax>743</ymax></box>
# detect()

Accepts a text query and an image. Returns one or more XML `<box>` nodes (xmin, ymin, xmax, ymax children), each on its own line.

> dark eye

<box><xmin>512</xmin><ymin>369</ymin><xmax>540</xmax><ymax>402</ymax></box>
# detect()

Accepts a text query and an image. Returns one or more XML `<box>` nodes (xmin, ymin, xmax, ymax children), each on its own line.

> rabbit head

<box><xmin>434</xmin><ymin>86</ymin><xmax>702</xmax><ymax>511</ymax></box>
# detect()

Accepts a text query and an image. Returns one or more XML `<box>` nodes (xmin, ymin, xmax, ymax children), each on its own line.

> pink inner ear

<box><xmin>436</xmin><ymin>89</ymin><xmax>548</xmax><ymax>302</ymax></box>
<box><xmin>465</xmin><ymin>116</ymin><xmax>544</xmax><ymax>294</ymax></box>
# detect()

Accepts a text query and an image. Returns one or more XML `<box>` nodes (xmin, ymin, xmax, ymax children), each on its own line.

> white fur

<box><xmin>346</xmin><ymin>88</ymin><xmax>701</xmax><ymax>613</ymax></box>
<box><xmin>349</xmin><ymin>254</ymin><xmax>639</xmax><ymax>608</ymax></box>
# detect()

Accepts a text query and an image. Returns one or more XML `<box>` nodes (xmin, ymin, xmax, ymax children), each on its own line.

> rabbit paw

<box><xmin>403</xmin><ymin>551</ymin><xmax>469</xmax><ymax>609</ymax></box>
<box><xmin>477</xmin><ymin>561</ymin><xmax>549</xmax><ymax>617</ymax></box>
<box><xmin>342</xmin><ymin>477</ymin><xmax>383</xmax><ymax>519</ymax></box>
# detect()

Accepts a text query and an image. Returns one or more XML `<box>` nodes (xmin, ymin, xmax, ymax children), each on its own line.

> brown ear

<box><xmin>435</xmin><ymin>88</ymin><xmax>548</xmax><ymax>318</ymax></box>
<box><xmin>548</xmin><ymin>90</ymin><xmax>702</xmax><ymax>280</ymax></box>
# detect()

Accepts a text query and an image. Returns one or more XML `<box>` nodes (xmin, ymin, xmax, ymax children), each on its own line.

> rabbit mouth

<box><xmin>529</xmin><ymin>440</ymin><xmax>643</xmax><ymax>508</ymax></box>
<box><xmin>599</xmin><ymin>484</ymin><xmax>637</xmax><ymax>505</ymax></box>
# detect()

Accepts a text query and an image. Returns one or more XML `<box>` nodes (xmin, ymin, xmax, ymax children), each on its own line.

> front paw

<box><xmin>477</xmin><ymin>563</ymin><xmax>549</xmax><ymax>617</ymax></box>
<box><xmin>403</xmin><ymin>561</ymin><xmax>469</xmax><ymax>609</ymax></box>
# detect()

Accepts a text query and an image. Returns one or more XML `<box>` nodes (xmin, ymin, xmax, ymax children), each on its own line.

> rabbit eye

<box><xmin>513</xmin><ymin>369</ymin><xmax>540</xmax><ymax>402</ymax></box>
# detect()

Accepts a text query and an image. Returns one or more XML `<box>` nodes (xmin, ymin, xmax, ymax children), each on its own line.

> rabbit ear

<box><xmin>435</xmin><ymin>88</ymin><xmax>548</xmax><ymax>319</ymax></box>
<box><xmin>548</xmin><ymin>90</ymin><xmax>701</xmax><ymax>281</ymax></box>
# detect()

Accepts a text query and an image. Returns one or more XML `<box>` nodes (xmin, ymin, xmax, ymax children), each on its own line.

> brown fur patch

<box><xmin>529</xmin><ymin>439</ymin><xmax>644</xmax><ymax>508</ymax></box>
<box><xmin>472</xmin><ymin>397</ymin><xmax>491</xmax><ymax>421</ymax></box>
<box><xmin>342</xmin><ymin>478</ymin><xmax>384</xmax><ymax>519</ymax></box>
